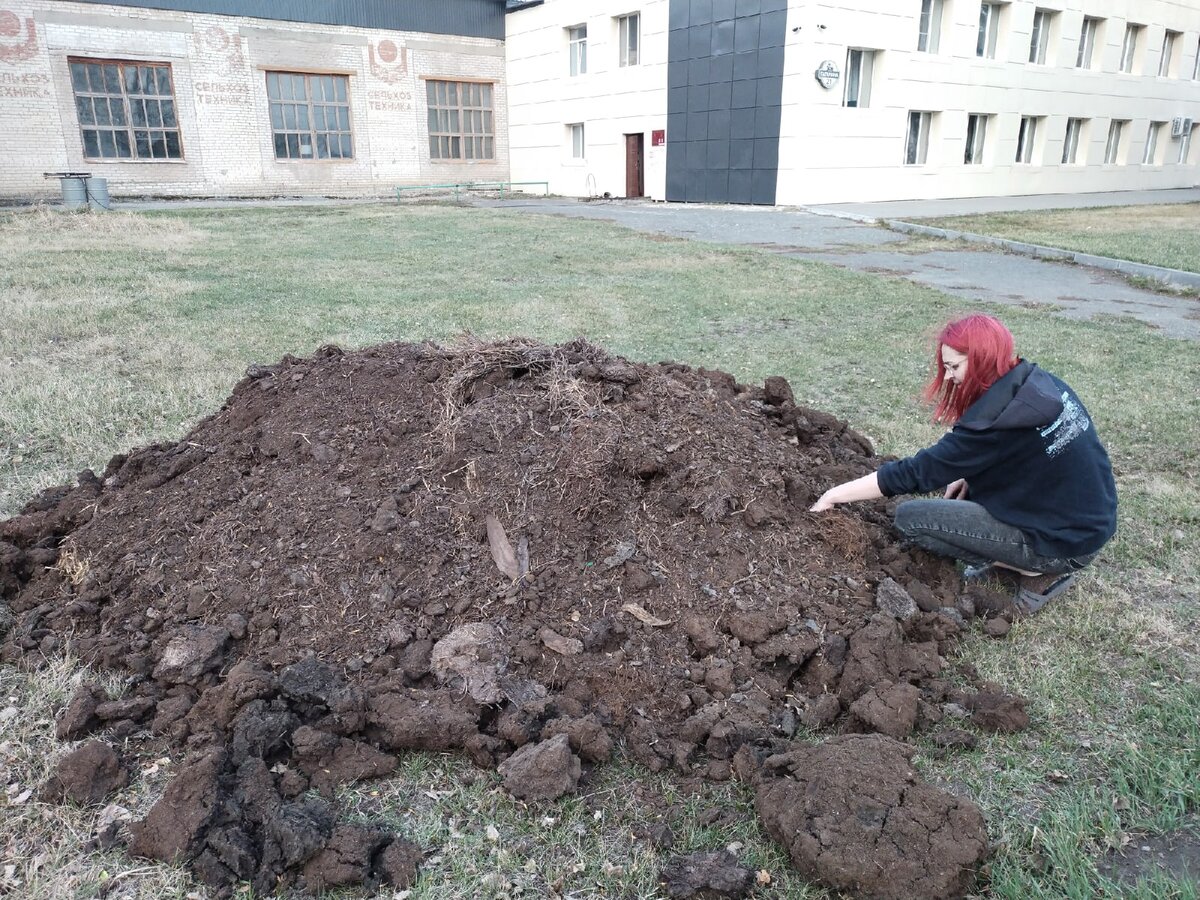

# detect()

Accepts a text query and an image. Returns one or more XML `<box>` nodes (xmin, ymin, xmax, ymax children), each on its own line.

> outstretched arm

<box><xmin>810</xmin><ymin>472</ymin><xmax>882</xmax><ymax>512</ymax></box>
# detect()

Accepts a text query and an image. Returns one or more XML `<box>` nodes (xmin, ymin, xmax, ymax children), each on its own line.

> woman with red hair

<box><xmin>811</xmin><ymin>314</ymin><xmax>1117</xmax><ymax>616</ymax></box>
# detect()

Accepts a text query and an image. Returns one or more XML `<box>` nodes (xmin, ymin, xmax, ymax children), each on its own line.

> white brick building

<box><xmin>506</xmin><ymin>0</ymin><xmax>1200</xmax><ymax>204</ymax></box>
<box><xmin>0</xmin><ymin>0</ymin><xmax>508</xmax><ymax>199</ymax></box>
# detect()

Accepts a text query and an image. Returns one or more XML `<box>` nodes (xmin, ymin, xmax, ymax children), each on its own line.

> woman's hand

<box><xmin>944</xmin><ymin>478</ymin><xmax>969</xmax><ymax>500</ymax></box>
<box><xmin>810</xmin><ymin>473</ymin><xmax>883</xmax><ymax>512</ymax></box>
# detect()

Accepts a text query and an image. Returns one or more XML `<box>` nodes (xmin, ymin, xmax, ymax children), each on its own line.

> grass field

<box><xmin>914</xmin><ymin>202</ymin><xmax>1200</xmax><ymax>274</ymax></box>
<box><xmin>1</xmin><ymin>204</ymin><xmax>1198</xmax><ymax>899</ymax></box>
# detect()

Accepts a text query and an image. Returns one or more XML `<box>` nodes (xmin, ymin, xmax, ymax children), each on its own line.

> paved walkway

<box><xmin>470</xmin><ymin>196</ymin><xmax>1200</xmax><ymax>341</ymax></box>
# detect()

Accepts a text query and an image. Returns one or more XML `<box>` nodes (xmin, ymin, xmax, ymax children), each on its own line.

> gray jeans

<box><xmin>894</xmin><ymin>499</ymin><xmax>1096</xmax><ymax>575</ymax></box>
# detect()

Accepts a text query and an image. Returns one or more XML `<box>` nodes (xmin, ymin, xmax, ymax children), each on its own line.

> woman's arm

<box><xmin>810</xmin><ymin>472</ymin><xmax>882</xmax><ymax>512</ymax></box>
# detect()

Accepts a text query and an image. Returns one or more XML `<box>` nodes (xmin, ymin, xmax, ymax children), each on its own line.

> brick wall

<box><xmin>0</xmin><ymin>1</ymin><xmax>509</xmax><ymax>199</ymax></box>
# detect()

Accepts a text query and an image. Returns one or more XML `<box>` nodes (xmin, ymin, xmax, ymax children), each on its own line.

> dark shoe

<box><xmin>1012</xmin><ymin>573</ymin><xmax>1076</xmax><ymax>617</ymax></box>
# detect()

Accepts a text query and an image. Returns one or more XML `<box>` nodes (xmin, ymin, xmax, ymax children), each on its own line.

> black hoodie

<box><xmin>876</xmin><ymin>361</ymin><xmax>1117</xmax><ymax>559</ymax></box>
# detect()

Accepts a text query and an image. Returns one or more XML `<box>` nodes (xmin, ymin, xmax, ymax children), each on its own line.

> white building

<box><xmin>506</xmin><ymin>0</ymin><xmax>1200</xmax><ymax>204</ymax></box>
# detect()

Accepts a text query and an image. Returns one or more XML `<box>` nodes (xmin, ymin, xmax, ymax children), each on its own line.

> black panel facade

<box><xmin>666</xmin><ymin>0</ymin><xmax>787</xmax><ymax>205</ymax></box>
<box><xmin>65</xmin><ymin>0</ymin><xmax>507</xmax><ymax>40</ymax></box>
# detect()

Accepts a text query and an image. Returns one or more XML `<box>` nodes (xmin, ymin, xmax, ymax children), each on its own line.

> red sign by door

<box><xmin>651</xmin><ymin>129</ymin><xmax>665</xmax><ymax>146</ymax></box>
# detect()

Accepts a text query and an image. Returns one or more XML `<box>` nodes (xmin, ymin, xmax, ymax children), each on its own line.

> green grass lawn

<box><xmin>915</xmin><ymin>202</ymin><xmax>1200</xmax><ymax>274</ymax></box>
<box><xmin>1</xmin><ymin>204</ymin><xmax>1197</xmax><ymax>899</ymax></box>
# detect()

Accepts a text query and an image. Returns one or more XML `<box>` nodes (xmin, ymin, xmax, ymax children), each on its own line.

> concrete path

<box><xmin>471</xmin><ymin>196</ymin><xmax>1200</xmax><ymax>341</ymax></box>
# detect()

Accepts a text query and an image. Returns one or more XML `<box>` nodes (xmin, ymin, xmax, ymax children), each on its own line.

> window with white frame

<box><xmin>917</xmin><ymin>0</ymin><xmax>943</xmax><ymax>53</ymax></box>
<box><xmin>617</xmin><ymin>13</ymin><xmax>639</xmax><ymax>67</ymax></box>
<box><xmin>964</xmin><ymin>113</ymin><xmax>988</xmax><ymax>164</ymax></box>
<box><xmin>843</xmin><ymin>49</ymin><xmax>875</xmax><ymax>107</ymax></box>
<box><xmin>1119</xmin><ymin>23</ymin><xmax>1142</xmax><ymax>73</ymax></box>
<box><xmin>977</xmin><ymin>3</ymin><xmax>1001</xmax><ymax>58</ymax></box>
<box><xmin>69</xmin><ymin>58</ymin><xmax>183</xmax><ymax>159</ymax></box>
<box><xmin>1104</xmin><ymin>119</ymin><xmax>1127</xmax><ymax>163</ymax></box>
<box><xmin>427</xmin><ymin>80</ymin><xmax>495</xmax><ymax>160</ymax></box>
<box><xmin>1179</xmin><ymin>125</ymin><xmax>1194</xmax><ymax>164</ymax></box>
<box><xmin>1015</xmin><ymin>115</ymin><xmax>1039</xmax><ymax>163</ymax></box>
<box><xmin>568</xmin><ymin>24</ymin><xmax>587</xmax><ymax>76</ymax></box>
<box><xmin>905</xmin><ymin>111</ymin><xmax>932</xmax><ymax>164</ymax></box>
<box><xmin>1062</xmin><ymin>117</ymin><xmax>1085</xmax><ymax>163</ymax></box>
<box><xmin>1028</xmin><ymin>9</ymin><xmax>1054</xmax><ymax>64</ymax></box>
<box><xmin>1194</xmin><ymin>37</ymin><xmax>1200</xmax><ymax>79</ymax></box>
<box><xmin>1143</xmin><ymin>121</ymin><xmax>1165</xmax><ymax>164</ymax></box>
<box><xmin>267</xmin><ymin>72</ymin><xmax>352</xmax><ymax>160</ymax></box>
<box><xmin>569</xmin><ymin>122</ymin><xmax>585</xmax><ymax>159</ymax></box>
<box><xmin>1159</xmin><ymin>30</ymin><xmax>1180</xmax><ymax>77</ymax></box>
<box><xmin>1076</xmin><ymin>17</ymin><xmax>1101</xmax><ymax>69</ymax></box>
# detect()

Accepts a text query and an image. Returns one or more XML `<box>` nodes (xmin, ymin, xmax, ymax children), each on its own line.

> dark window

<box><xmin>427</xmin><ymin>80</ymin><xmax>494</xmax><ymax>160</ymax></box>
<box><xmin>266</xmin><ymin>72</ymin><xmax>353</xmax><ymax>160</ymax></box>
<box><xmin>68</xmin><ymin>58</ymin><xmax>182</xmax><ymax>160</ymax></box>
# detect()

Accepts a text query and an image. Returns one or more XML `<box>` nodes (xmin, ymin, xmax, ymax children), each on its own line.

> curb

<box><xmin>884</xmin><ymin>220</ymin><xmax>1200</xmax><ymax>291</ymax></box>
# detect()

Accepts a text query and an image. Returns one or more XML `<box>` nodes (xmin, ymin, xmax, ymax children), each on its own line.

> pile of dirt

<box><xmin>0</xmin><ymin>337</ymin><xmax>1021</xmax><ymax>897</ymax></box>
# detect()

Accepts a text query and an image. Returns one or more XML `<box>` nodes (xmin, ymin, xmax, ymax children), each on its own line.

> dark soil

<box><xmin>0</xmin><ymin>337</ymin><xmax>1020</xmax><ymax>897</ymax></box>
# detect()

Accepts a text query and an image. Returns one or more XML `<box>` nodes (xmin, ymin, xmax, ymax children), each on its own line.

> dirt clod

<box><xmin>757</xmin><ymin>735</ymin><xmax>988</xmax><ymax>899</ymax></box>
<box><xmin>498</xmin><ymin>733</ymin><xmax>582</xmax><ymax>801</ymax></box>
<box><xmin>40</xmin><ymin>740</ymin><xmax>128</xmax><ymax>805</ymax></box>
<box><xmin>660</xmin><ymin>849</ymin><xmax>754</xmax><ymax>898</ymax></box>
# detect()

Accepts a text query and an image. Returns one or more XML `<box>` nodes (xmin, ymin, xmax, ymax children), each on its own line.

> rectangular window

<box><xmin>1120</xmin><ymin>24</ymin><xmax>1142</xmax><ymax>73</ymax></box>
<box><xmin>918</xmin><ymin>0</ymin><xmax>943</xmax><ymax>53</ymax></box>
<box><xmin>905</xmin><ymin>111</ymin><xmax>932</xmax><ymax>164</ymax></box>
<box><xmin>618</xmin><ymin>13</ymin><xmax>640</xmax><ymax>67</ymax></box>
<box><xmin>426</xmin><ymin>80</ymin><xmax>494</xmax><ymax>160</ymax></box>
<box><xmin>1143</xmin><ymin>121</ymin><xmax>1164</xmax><ymax>164</ymax></box>
<box><xmin>569</xmin><ymin>122</ymin><xmax>585</xmax><ymax>159</ymax></box>
<box><xmin>1104</xmin><ymin>119</ymin><xmax>1126</xmax><ymax>163</ymax></box>
<box><xmin>977</xmin><ymin>3</ymin><xmax>1001</xmax><ymax>58</ymax></box>
<box><xmin>68</xmin><ymin>58</ymin><xmax>182</xmax><ymax>160</ymax></box>
<box><xmin>1179</xmin><ymin>125</ymin><xmax>1194</xmax><ymax>164</ymax></box>
<box><xmin>1159</xmin><ymin>30</ymin><xmax>1180</xmax><ymax>77</ymax></box>
<box><xmin>843</xmin><ymin>49</ymin><xmax>875</xmax><ymax>108</ymax></box>
<box><xmin>1028</xmin><ymin>9</ymin><xmax>1053</xmax><ymax>64</ymax></box>
<box><xmin>1194</xmin><ymin>37</ymin><xmax>1200</xmax><ymax>80</ymax></box>
<box><xmin>1015</xmin><ymin>115</ymin><xmax>1038</xmax><ymax>163</ymax></box>
<box><xmin>964</xmin><ymin>113</ymin><xmax>988</xmax><ymax>164</ymax></box>
<box><xmin>266</xmin><ymin>72</ymin><xmax>351</xmax><ymax>161</ymax></box>
<box><xmin>1076</xmin><ymin>17</ymin><xmax>1100</xmax><ymax>68</ymax></box>
<box><xmin>1062</xmin><ymin>117</ymin><xmax>1085</xmax><ymax>164</ymax></box>
<box><xmin>568</xmin><ymin>24</ymin><xmax>587</xmax><ymax>76</ymax></box>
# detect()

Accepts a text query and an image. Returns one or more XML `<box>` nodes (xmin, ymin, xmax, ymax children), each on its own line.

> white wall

<box><xmin>505</xmin><ymin>0</ymin><xmax>669</xmax><ymax>199</ymax></box>
<box><xmin>778</xmin><ymin>0</ymin><xmax>1200</xmax><ymax>204</ymax></box>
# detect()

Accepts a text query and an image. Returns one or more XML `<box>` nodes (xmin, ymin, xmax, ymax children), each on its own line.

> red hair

<box><xmin>923</xmin><ymin>315</ymin><xmax>1019</xmax><ymax>423</ymax></box>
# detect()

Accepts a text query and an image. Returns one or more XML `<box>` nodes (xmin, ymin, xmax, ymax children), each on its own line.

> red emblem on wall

<box><xmin>0</xmin><ymin>10</ymin><xmax>38</xmax><ymax>65</ymax></box>
<box><xmin>369</xmin><ymin>39</ymin><xmax>409</xmax><ymax>83</ymax></box>
<box><xmin>651</xmin><ymin>129</ymin><xmax>665</xmax><ymax>147</ymax></box>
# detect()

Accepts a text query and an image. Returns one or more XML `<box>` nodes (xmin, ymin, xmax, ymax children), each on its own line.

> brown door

<box><xmin>624</xmin><ymin>133</ymin><xmax>644</xmax><ymax>198</ymax></box>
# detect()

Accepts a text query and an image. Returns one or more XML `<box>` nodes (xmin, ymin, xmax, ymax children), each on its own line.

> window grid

<box><xmin>568</xmin><ymin>24</ymin><xmax>587</xmax><ymax>76</ymax></box>
<box><xmin>68</xmin><ymin>58</ymin><xmax>182</xmax><ymax>160</ymax></box>
<box><xmin>1104</xmin><ymin>119</ymin><xmax>1127</xmax><ymax>164</ymax></box>
<box><xmin>1120</xmin><ymin>24</ymin><xmax>1142</xmax><ymax>73</ymax></box>
<box><xmin>618</xmin><ymin>13</ymin><xmax>640</xmax><ymax>67</ymax></box>
<box><xmin>964</xmin><ymin>113</ymin><xmax>988</xmax><ymax>165</ymax></box>
<box><xmin>918</xmin><ymin>0</ymin><xmax>943</xmax><ymax>53</ymax></box>
<box><xmin>1029</xmin><ymin>9</ymin><xmax>1053</xmax><ymax>64</ymax></box>
<box><xmin>905</xmin><ymin>111</ymin><xmax>931</xmax><ymax>164</ymax></box>
<box><xmin>1077</xmin><ymin>17</ymin><xmax>1100</xmax><ymax>69</ymax></box>
<box><xmin>426</xmin><ymin>80</ymin><xmax>495</xmax><ymax>160</ymax></box>
<box><xmin>843</xmin><ymin>49</ymin><xmax>874</xmax><ymax>108</ymax></box>
<box><xmin>1159</xmin><ymin>30</ymin><xmax>1180</xmax><ymax>77</ymax></box>
<box><xmin>977</xmin><ymin>3</ymin><xmax>1000</xmax><ymax>58</ymax></box>
<box><xmin>266</xmin><ymin>72</ymin><xmax>352</xmax><ymax>161</ymax></box>
<box><xmin>1062</xmin><ymin>118</ymin><xmax>1085</xmax><ymax>164</ymax></box>
<box><xmin>1016</xmin><ymin>116</ymin><xmax>1039</xmax><ymax>163</ymax></box>
<box><xmin>1143</xmin><ymin>121</ymin><xmax>1164</xmax><ymax>164</ymax></box>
